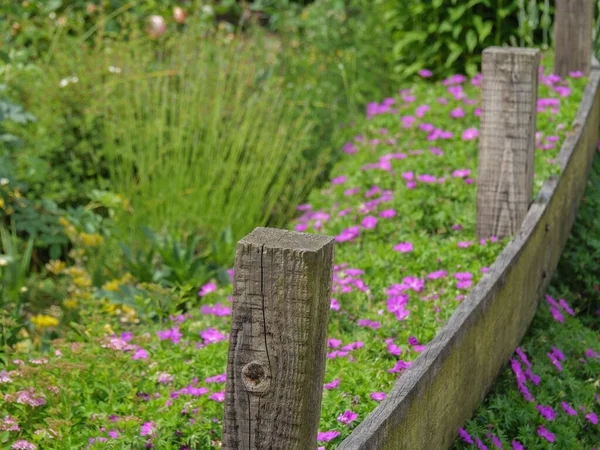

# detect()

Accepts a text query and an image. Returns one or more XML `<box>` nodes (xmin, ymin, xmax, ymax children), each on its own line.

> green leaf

<box><xmin>465</xmin><ymin>29</ymin><xmax>478</xmax><ymax>52</ymax></box>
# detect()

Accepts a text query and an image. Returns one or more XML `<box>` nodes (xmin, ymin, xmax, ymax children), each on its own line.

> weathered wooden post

<box><xmin>476</xmin><ymin>47</ymin><xmax>540</xmax><ymax>240</ymax></box>
<box><xmin>554</xmin><ymin>0</ymin><xmax>594</xmax><ymax>78</ymax></box>
<box><xmin>223</xmin><ymin>227</ymin><xmax>335</xmax><ymax>450</ymax></box>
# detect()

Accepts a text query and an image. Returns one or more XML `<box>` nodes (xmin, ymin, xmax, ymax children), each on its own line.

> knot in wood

<box><xmin>241</xmin><ymin>361</ymin><xmax>270</xmax><ymax>396</ymax></box>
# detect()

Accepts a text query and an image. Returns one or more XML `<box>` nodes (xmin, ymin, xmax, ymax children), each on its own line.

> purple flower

<box><xmin>379</xmin><ymin>209</ymin><xmax>397</xmax><ymax>218</ymax></box>
<box><xmin>332</xmin><ymin>176</ymin><xmax>347</xmax><ymax>185</ymax></box>
<box><xmin>458</xmin><ymin>428</ymin><xmax>473</xmax><ymax>444</ymax></box>
<box><xmin>418</xmin><ymin>69</ymin><xmax>433</xmax><ymax>77</ymax></box>
<box><xmin>559</xmin><ymin>298</ymin><xmax>575</xmax><ymax>316</ymax></box>
<box><xmin>317</xmin><ymin>431</ymin><xmax>340</xmax><ymax>442</ymax></box>
<box><xmin>140</xmin><ymin>422</ymin><xmax>155</xmax><ymax>437</ymax></box>
<box><xmin>132</xmin><ymin>348</ymin><xmax>148</xmax><ymax>360</ymax></box>
<box><xmin>198</xmin><ymin>282</ymin><xmax>217</xmax><ymax>297</ymax></box>
<box><xmin>427</xmin><ymin>270</ymin><xmax>447</xmax><ymax>279</ymax></box>
<box><xmin>511</xmin><ymin>441</ymin><xmax>524</xmax><ymax>450</ymax></box>
<box><xmin>417</xmin><ymin>174</ymin><xmax>437</xmax><ymax>183</ymax></box>
<box><xmin>586</xmin><ymin>412</ymin><xmax>599</xmax><ymax>424</ymax></box>
<box><xmin>330</xmin><ymin>298</ymin><xmax>340</xmax><ymax>311</ymax></box>
<box><xmin>537</xmin><ymin>425</ymin><xmax>555</xmax><ymax>442</ymax></box>
<box><xmin>394</xmin><ymin>242</ymin><xmax>413</xmax><ymax>253</ymax></box>
<box><xmin>536</xmin><ymin>404</ymin><xmax>555</xmax><ymax>421</ymax></box>
<box><xmin>462</xmin><ymin>128</ymin><xmax>479</xmax><ymax>140</ymax></box>
<box><xmin>337</xmin><ymin>410</ymin><xmax>358</xmax><ymax>425</ymax></box>
<box><xmin>370</xmin><ymin>392</ymin><xmax>386</xmax><ymax>401</ymax></box>
<box><xmin>361</xmin><ymin>216</ymin><xmax>378</xmax><ymax>229</ymax></box>
<box><xmin>209</xmin><ymin>391</ymin><xmax>225</xmax><ymax>402</ymax></box>
<box><xmin>388</xmin><ymin>360</ymin><xmax>412</xmax><ymax>373</ymax></box>
<box><xmin>200</xmin><ymin>328</ymin><xmax>227</xmax><ymax>344</ymax></box>
<box><xmin>450</xmin><ymin>107</ymin><xmax>465</xmax><ymax>118</ymax></box>
<box><xmin>475</xmin><ymin>438</ymin><xmax>488</xmax><ymax>450</ymax></box>
<box><xmin>452</xmin><ymin>169</ymin><xmax>471</xmax><ymax>178</ymax></box>
<box><xmin>561</xmin><ymin>401</ymin><xmax>577</xmax><ymax>415</ymax></box>
<box><xmin>324</xmin><ymin>378</ymin><xmax>341</xmax><ymax>389</ymax></box>
<box><xmin>205</xmin><ymin>373</ymin><xmax>227</xmax><ymax>383</ymax></box>
<box><xmin>357</xmin><ymin>319</ymin><xmax>381</xmax><ymax>329</ymax></box>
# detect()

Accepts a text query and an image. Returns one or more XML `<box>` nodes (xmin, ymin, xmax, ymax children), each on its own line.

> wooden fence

<box><xmin>222</xmin><ymin>1</ymin><xmax>600</xmax><ymax>448</ymax></box>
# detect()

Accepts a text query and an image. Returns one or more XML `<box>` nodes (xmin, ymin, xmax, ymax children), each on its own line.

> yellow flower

<box><xmin>63</xmin><ymin>298</ymin><xmax>78</xmax><ymax>309</ymax></box>
<box><xmin>46</xmin><ymin>260</ymin><xmax>66</xmax><ymax>275</ymax></box>
<box><xmin>58</xmin><ymin>217</ymin><xmax>70</xmax><ymax>227</ymax></box>
<box><xmin>103</xmin><ymin>324</ymin><xmax>115</xmax><ymax>335</ymax></box>
<box><xmin>72</xmin><ymin>276</ymin><xmax>91</xmax><ymax>288</ymax></box>
<box><xmin>0</xmin><ymin>198</ymin><xmax>4</xmax><ymax>209</ymax></box>
<box><xmin>103</xmin><ymin>279</ymin><xmax>121</xmax><ymax>292</ymax></box>
<box><xmin>80</xmin><ymin>233</ymin><xmax>104</xmax><ymax>247</ymax></box>
<box><xmin>31</xmin><ymin>314</ymin><xmax>59</xmax><ymax>329</ymax></box>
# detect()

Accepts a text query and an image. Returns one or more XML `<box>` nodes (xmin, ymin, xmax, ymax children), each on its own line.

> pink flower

<box><xmin>317</xmin><ymin>431</ymin><xmax>340</xmax><ymax>442</ymax></box>
<box><xmin>418</xmin><ymin>69</ymin><xmax>433</xmax><ymax>77</ymax></box>
<box><xmin>452</xmin><ymin>169</ymin><xmax>471</xmax><ymax>178</ymax></box>
<box><xmin>586</xmin><ymin>411</ymin><xmax>599</xmax><ymax>424</ymax></box>
<box><xmin>330</xmin><ymin>298</ymin><xmax>340</xmax><ymax>311</ymax></box>
<box><xmin>417</xmin><ymin>174</ymin><xmax>437</xmax><ymax>183</ymax></box>
<box><xmin>357</xmin><ymin>319</ymin><xmax>381</xmax><ymax>329</ymax></box>
<box><xmin>140</xmin><ymin>421</ymin><xmax>156</xmax><ymax>437</ymax></box>
<box><xmin>402</xmin><ymin>171</ymin><xmax>414</xmax><ymax>181</ymax></box>
<box><xmin>147</xmin><ymin>15</ymin><xmax>166</xmax><ymax>39</ymax></box>
<box><xmin>427</xmin><ymin>270</ymin><xmax>447</xmax><ymax>279</ymax></box>
<box><xmin>337</xmin><ymin>410</ymin><xmax>358</xmax><ymax>425</ymax></box>
<box><xmin>324</xmin><ymin>378</ymin><xmax>341</xmax><ymax>389</ymax></box>
<box><xmin>205</xmin><ymin>373</ymin><xmax>227</xmax><ymax>383</ymax></box>
<box><xmin>361</xmin><ymin>216</ymin><xmax>378</xmax><ymax>229</ymax></box>
<box><xmin>536</xmin><ymin>404</ymin><xmax>556</xmax><ymax>421</ymax></box>
<box><xmin>394</xmin><ymin>242</ymin><xmax>413</xmax><ymax>253</ymax></box>
<box><xmin>457</xmin><ymin>241</ymin><xmax>474</xmax><ymax>248</ymax></box>
<box><xmin>569</xmin><ymin>70</ymin><xmax>584</xmax><ymax>77</ymax></box>
<box><xmin>537</xmin><ymin>425</ymin><xmax>555</xmax><ymax>442</ymax></box>
<box><xmin>379</xmin><ymin>209</ymin><xmax>397</xmax><ymax>218</ymax></box>
<box><xmin>458</xmin><ymin>428</ymin><xmax>473</xmax><ymax>444</ymax></box>
<box><xmin>370</xmin><ymin>392</ymin><xmax>386</xmax><ymax>401</ymax></box>
<box><xmin>198</xmin><ymin>282</ymin><xmax>217</xmax><ymax>297</ymax></box>
<box><xmin>11</xmin><ymin>441</ymin><xmax>36</xmax><ymax>450</ymax></box>
<box><xmin>209</xmin><ymin>391</ymin><xmax>225</xmax><ymax>402</ymax></box>
<box><xmin>450</xmin><ymin>107</ymin><xmax>465</xmax><ymax>118</ymax></box>
<box><xmin>388</xmin><ymin>360</ymin><xmax>412</xmax><ymax>373</ymax></box>
<box><xmin>561</xmin><ymin>401</ymin><xmax>577</xmax><ymax>415</ymax></box>
<box><xmin>157</xmin><ymin>327</ymin><xmax>183</xmax><ymax>344</ymax></box>
<box><xmin>132</xmin><ymin>348</ymin><xmax>148</xmax><ymax>360</ymax></box>
<box><xmin>462</xmin><ymin>128</ymin><xmax>479</xmax><ymax>140</ymax></box>
<box><xmin>200</xmin><ymin>328</ymin><xmax>227</xmax><ymax>344</ymax></box>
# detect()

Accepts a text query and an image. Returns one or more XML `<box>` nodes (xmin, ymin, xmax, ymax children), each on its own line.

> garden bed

<box><xmin>0</xmin><ymin>54</ymin><xmax>593</xmax><ymax>449</ymax></box>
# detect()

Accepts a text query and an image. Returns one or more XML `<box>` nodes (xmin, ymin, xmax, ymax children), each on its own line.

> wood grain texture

<box><xmin>476</xmin><ymin>47</ymin><xmax>540</xmax><ymax>240</ymax></box>
<box><xmin>337</xmin><ymin>67</ymin><xmax>600</xmax><ymax>450</ymax></box>
<box><xmin>222</xmin><ymin>227</ymin><xmax>334</xmax><ymax>450</ymax></box>
<box><xmin>554</xmin><ymin>0</ymin><xmax>594</xmax><ymax>78</ymax></box>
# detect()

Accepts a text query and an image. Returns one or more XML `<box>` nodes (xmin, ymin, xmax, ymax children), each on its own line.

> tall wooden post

<box><xmin>223</xmin><ymin>227</ymin><xmax>335</xmax><ymax>450</ymax></box>
<box><xmin>476</xmin><ymin>47</ymin><xmax>540</xmax><ymax>240</ymax></box>
<box><xmin>554</xmin><ymin>0</ymin><xmax>594</xmax><ymax>78</ymax></box>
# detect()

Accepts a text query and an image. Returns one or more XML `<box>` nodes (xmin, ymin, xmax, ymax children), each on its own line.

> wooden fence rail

<box><xmin>222</xmin><ymin>4</ymin><xmax>600</xmax><ymax>449</ymax></box>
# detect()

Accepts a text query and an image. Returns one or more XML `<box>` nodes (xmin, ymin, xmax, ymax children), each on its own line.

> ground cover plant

<box><xmin>0</xmin><ymin>53</ymin><xmax>589</xmax><ymax>449</ymax></box>
<box><xmin>451</xmin><ymin>157</ymin><xmax>600</xmax><ymax>450</ymax></box>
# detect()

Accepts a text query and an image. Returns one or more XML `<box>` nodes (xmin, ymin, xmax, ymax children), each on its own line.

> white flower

<box><xmin>0</xmin><ymin>178</ymin><xmax>8</xmax><ymax>186</ymax></box>
<box><xmin>108</xmin><ymin>66</ymin><xmax>122</xmax><ymax>74</ymax></box>
<box><xmin>0</xmin><ymin>257</ymin><xmax>8</xmax><ymax>267</ymax></box>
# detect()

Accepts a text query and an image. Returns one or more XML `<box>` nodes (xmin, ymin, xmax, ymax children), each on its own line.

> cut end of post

<box><xmin>239</xmin><ymin>227</ymin><xmax>335</xmax><ymax>253</ymax></box>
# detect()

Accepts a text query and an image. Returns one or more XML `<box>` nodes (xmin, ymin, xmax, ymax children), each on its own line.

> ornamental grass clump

<box><xmin>97</xmin><ymin>27</ymin><xmax>320</xmax><ymax>244</ymax></box>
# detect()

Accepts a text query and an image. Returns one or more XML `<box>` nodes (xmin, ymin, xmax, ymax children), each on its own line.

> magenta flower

<box><xmin>132</xmin><ymin>348</ymin><xmax>148</xmax><ymax>360</ymax></box>
<box><xmin>157</xmin><ymin>327</ymin><xmax>182</xmax><ymax>344</ymax></box>
<box><xmin>209</xmin><ymin>391</ymin><xmax>225</xmax><ymax>402</ymax></box>
<box><xmin>370</xmin><ymin>392</ymin><xmax>386</xmax><ymax>401</ymax></box>
<box><xmin>417</xmin><ymin>174</ymin><xmax>437</xmax><ymax>183</ymax></box>
<box><xmin>550</xmin><ymin>306</ymin><xmax>564</xmax><ymax>322</ymax></box>
<box><xmin>387</xmin><ymin>342</ymin><xmax>402</xmax><ymax>356</ymax></box>
<box><xmin>537</xmin><ymin>425</ymin><xmax>555</xmax><ymax>442</ymax></box>
<box><xmin>361</xmin><ymin>216</ymin><xmax>378</xmax><ymax>229</ymax></box>
<box><xmin>357</xmin><ymin>319</ymin><xmax>381</xmax><ymax>329</ymax></box>
<box><xmin>489</xmin><ymin>434</ymin><xmax>503</xmax><ymax>448</ymax></box>
<box><xmin>511</xmin><ymin>441</ymin><xmax>524</xmax><ymax>450</ymax></box>
<box><xmin>458</xmin><ymin>428</ymin><xmax>473</xmax><ymax>444</ymax></box>
<box><xmin>331</xmin><ymin>176</ymin><xmax>347</xmax><ymax>185</ymax></box>
<box><xmin>140</xmin><ymin>422</ymin><xmax>156</xmax><ymax>437</ymax></box>
<box><xmin>536</xmin><ymin>404</ymin><xmax>556</xmax><ymax>421</ymax></box>
<box><xmin>452</xmin><ymin>169</ymin><xmax>471</xmax><ymax>178</ymax></box>
<box><xmin>388</xmin><ymin>359</ymin><xmax>412</xmax><ymax>373</ymax></box>
<box><xmin>586</xmin><ymin>412</ymin><xmax>599</xmax><ymax>424</ymax></box>
<box><xmin>379</xmin><ymin>209</ymin><xmax>397</xmax><ymax>218</ymax></box>
<box><xmin>562</xmin><ymin>401</ymin><xmax>577</xmax><ymax>415</ymax></box>
<box><xmin>475</xmin><ymin>438</ymin><xmax>488</xmax><ymax>450</ymax></box>
<box><xmin>317</xmin><ymin>431</ymin><xmax>340</xmax><ymax>442</ymax></box>
<box><xmin>456</xmin><ymin>280</ymin><xmax>473</xmax><ymax>289</ymax></box>
<box><xmin>457</xmin><ymin>241</ymin><xmax>474</xmax><ymax>248</ymax></box>
<box><xmin>330</xmin><ymin>298</ymin><xmax>340</xmax><ymax>311</ymax></box>
<box><xmin>205</xmin><ymin>373</ymin><xmax>226</xmax><ymax>383</ymax></box>
<box><xmin>427</xmin><ymin>270</ymin><xmax>447</xmax><ymax>279</ymax></box>
<box><xmin>198</xmin><ymin>282</ymin><xmax>217</xmax><ymax>297</ymax></box>
<box><xmin>200</xmin><ymin>328</ymin><xmax>227</xmax><ymax>344</ymax></box>
<box><xmin>324</xmin><ymin>378</ymin><xmax>341</xmax><ymax>389</ymax></box>
<box><xmin>569</xmin><ymin>70</ymin><xmax>584</xmax><ymax>77</ymax></box>
<box><xmin>11</xmin><ymin>441</ymin><xmax>36</xmax><ymax>450</ymax></box>
<box><xmin>337</xmin><ymin>410</ymin><xmax>358</xmax><ymax>425</ymax></box>
<box><xmin>394</xmin><ymin>242</ymin><xmax>414</xmax><ymax>253</ymax></box>
<box><xmin>450</xmin><ymin>107</ymin><xmax>465</xmax><ymax>118</ymax></box>
<box><xmin>558</xmin><ymin>298</ymin><xmax>575</xmax><ymax>316</ymax></box>
<box><xmin>418</xmin><ymin>69</ymin><xmax>433</xmax><ymax>77</ymax></box>
<box><xmin>462</xmin><ymin>128</ymin><xmax>479</xmax><ymax>140</ymax></box>
<box><xmin>328</xmin><ymin>338</ymin><xmax>342</xmax><ymax>348</ymax></box>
